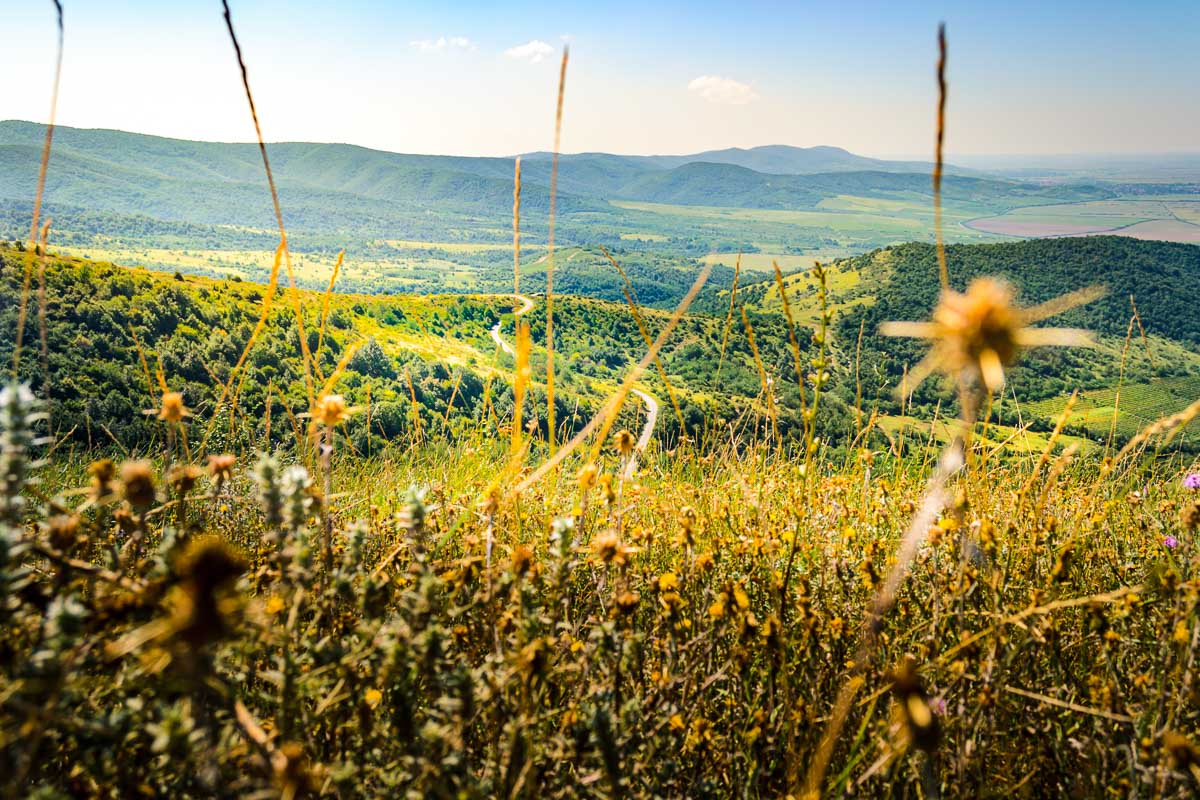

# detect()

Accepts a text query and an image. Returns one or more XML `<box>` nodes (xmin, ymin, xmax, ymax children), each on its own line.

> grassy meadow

<box><xmin>5</xmin><ymin>10</ymin><xmax>1200</xmax><ymax>798</ymax></box>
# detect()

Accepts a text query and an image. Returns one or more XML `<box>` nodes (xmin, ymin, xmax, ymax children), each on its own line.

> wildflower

<box><xmin>1164</xmin><ymin>535</ymin><xmax>1179</xmax><ymax>550</ymax></box>
<box><xmin>121</xmin><ymin>460</ymin><xmax>157</xmax><ymax>510</ymax></box>
<box><xmin>881</xmin><ymin>278</ymin><xmax>1102</xmax><ymax>394</ymax></box>
<box><xmin>309</xmin><ymin>394</ymin><xmax>354</xmax><ymax>427</ymax></box>
<box><xmin>252</xmin><ymin>452</ymin><xmax>284</xmax><ymax>529</ymax></box>
<box><xmin>89</xmin><ymin>458</ymin><xmax>117</xmax><ymax>502</ymax></box>
<box><xmin>511</xmin><ymin>544</ymin><xmax>535</xmax><ymax>577</ymax></box>
<box><xmin>207</xmin><ymin>453</ymin><xmax>236</xmax><ymax>485</ymax></box>
<box><xmin>591</xmin><ymin>529</ymin><xmax>626</xmax><ymax>565</ymax></box>
<box><xmin>149</xmin><ymin>391</ymin><xmax>190</xmax><ymax>423</ymax></box>
<box><xmin>281</xmin><ymin>466</ymin><xmax>314</xmax><ymax>533</ymax></box>
<box><xmin>599</xmin><ymin>473</ymin><xmax>616</xmax><ymax>505</ymax></box>
<box><xmin>614</xmin><ymin>429</ymin><xmax>635</xmax><ymax>457</ymax></box>
<box><xmin>614</xmin><ymin>590</ymin><xmax>640</xmax><ymax>616</ymax></box>
<box><xmin>1163</xmin><ymin>731</ymin><xmax>1200</xmax><ymax>772</ymax></box>
<box><xmin>171</xmin><ymin>538</ymin><xmax>248</xmax><ymax>649</ymax></box>
<box><xmin>576</xmin><ymin>462</ymin><xmax>598</xmax><ymax>491</ymax></box>
<box><xmin>169</xmin><ymin>465</ymin><xmax>203</xmax><ymax>494</ymax></box>
<box><xmin>668</xmin><ymin>713</ymin><xmax>686</xmax><ymax>732</ymax></box>
<box><xmin>657</xmin><ymin>571</ymin><xmax>679</xmax><ymax>592</ymax></box>
<box><xmin>46</xmin><ymin>514</ymin><xmax>81</xmax><ymax>553</ymax></box>
<box><xmin>1184</xmin><ymin>473</ymin><xmax>1200</xmax><ymax>490</ymax></box>
<box><xmin>364</xmin><ymin>688</ymin><xmax>383</xmax><ymax>710</ymax></box>
<box><xmin>889</xmin><ymin>655</ymin><xmax>940</xmax><ymax>753</ymax></box>
<box><xmin>265</xmin><ymin>595</ymin><xmax>286</xmax><ymax>615</ymax></box>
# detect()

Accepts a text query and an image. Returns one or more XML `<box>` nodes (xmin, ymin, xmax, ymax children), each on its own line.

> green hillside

<box><xmin>0</xmin><ymin>246</ymin><xmax>843</xmax><ymax>451</ymax></box>
<box><xmin>4</xmin><ymin>235</ymin><xmax>1198</xmax><ymax>454</ymax></box>
<box><xmin>821</xmin><ymin>237</ymin><xmax>1200</xmax><ymax>424</ymax></box>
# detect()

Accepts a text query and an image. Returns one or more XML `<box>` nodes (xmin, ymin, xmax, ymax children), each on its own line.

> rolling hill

<box><xmin>0</xmin><ymin>121</ymin><xmax>1109</xmax><ymax>243</ymax></box>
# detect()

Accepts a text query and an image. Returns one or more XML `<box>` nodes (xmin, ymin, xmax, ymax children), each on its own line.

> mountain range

<box><xmin>0</xmin><ymin>120</ymin><xmax>1111</xmax><ymax>242</ymax></box>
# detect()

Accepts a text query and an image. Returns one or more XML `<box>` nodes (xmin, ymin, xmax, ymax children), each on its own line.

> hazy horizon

<box><xmin>8</xmin><ymin>118</ymin><xmax>1200</xmax><ymax>170</ymax></box>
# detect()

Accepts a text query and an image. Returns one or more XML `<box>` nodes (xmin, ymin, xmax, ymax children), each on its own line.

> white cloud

<box><xmin>410</xmin><ymin>36</ymin><xmax>474</xmax><ymax>53</ymax></box>
<box><xmin>504</xmin><ymin>40</ymin><xmax>555</xmax><ymax>64</ymax></box>
<box><xmin>687</xmin><ymin>75</ymin><xmax>759</xmax><ymax>105</ymax></box>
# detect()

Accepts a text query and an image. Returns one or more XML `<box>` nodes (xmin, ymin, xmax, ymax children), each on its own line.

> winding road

<box><xmin>489</xmin><ymin>293</ymin><xmax>534</xmax><ymax>356</ymax></box>
<box><xmin>625</xmin><ymin>388</ymin><xmax>659</xmax><ymax>479</ymax></box>
<box><xmin>489</xmin><ymin>292</ymin><xmax>660</xmax><ymax>473</ymax></box>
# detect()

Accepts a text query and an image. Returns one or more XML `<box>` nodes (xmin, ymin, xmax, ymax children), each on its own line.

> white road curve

<box><xmin>489</xmin><ymin>292</ymin><xmax>659</xmax><ymax>477</ymax></box>
<box><xmin>490</xmin><ymin>294</ymin><xmax>534</xmax><ymax>357</ymax></box>
<box><xmin>490</xmin><ymin>323</ymin><xmax>514</xmax><ymax>356</ymax></box>
<box><xmin>625</xmin><ymin>388</ymin><xmax>660</xmax><ymax>479</ymax></box>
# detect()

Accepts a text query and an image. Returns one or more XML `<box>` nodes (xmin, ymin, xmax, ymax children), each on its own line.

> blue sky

<box><xmin>4</xmin><ymin>0</ymin><xmax>1198</xmax><ymax>158</ymax></box>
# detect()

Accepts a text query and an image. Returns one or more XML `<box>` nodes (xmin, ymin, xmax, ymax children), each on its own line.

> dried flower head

<box><xmin>89</xmin><ymin>458</ymin><xmax>117</xmax><ymax>501</ymax></box>
<box><xmin>511</xmin><ymin>544</ymin><xmax>535</xmax><ymax>577</ymax></box>
<box><xmin>169</xmin><ymin>465</ymin><xmax>204</xmax><ymax>494</ymax></box>
<box><xmin>614</xmin><ymin>590</ymin><xmax>640</xmax><ymax>616</ymax></box>
<box><xmin>881</xmin><ymin>278</ymin><xmax>1103</xmax><ymax>394</ymax></box>
<box><xmin>121</xmin><ymin>460</ymin><xmax>157</xmax><ymax>510</ymax></box>
<box><xmin>889</xmin><ymin>654</ymin><xmax>941</xmax><ymax>753</ymax></box>
<box><xmin>207</xmin><ymin>453</ymin><xmax>236</xmax><ymax>485</ymax></box>
<box><xmin>171</xmin><ymin>537</ymin><xmax>248</xmax><ymax>649</ymax></box>
<box><xmin>46</xmin><ymin>513</ymin><xmax>81</xmax><ymax>552</ymax></box>
<box><xmin>614</xmin><ymin>429</ymin><xmax>635</xmax><ymax>457</ymax></box>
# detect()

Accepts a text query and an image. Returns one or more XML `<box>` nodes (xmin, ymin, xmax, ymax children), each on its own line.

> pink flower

<box><xmin>1185</xmin><ymin>473</ymin><xmax>1200</xmax><ymax>490</ymax></box>
<box><xmin>1164</xmin><ymin>535</ymin><xmax>1179</xmax><ymax>549</ymax></box>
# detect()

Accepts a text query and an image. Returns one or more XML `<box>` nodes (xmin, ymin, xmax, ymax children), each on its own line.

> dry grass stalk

<box><xmin>544</xmin><ymin>47</ymin><xmax>569</xmax><ymax>453</ymax></box>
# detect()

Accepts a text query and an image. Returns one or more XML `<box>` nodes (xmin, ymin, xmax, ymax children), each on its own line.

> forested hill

<box><xmin>844</xmin><ymin>236</ymin><xmax>1200</xmax><ymax>345</ymax></box>
<box><xmin>0</xmin><ymin>246</ymin><xmax>837</xmax><ymax>449</ymax></box>
<box><xmin>828</xmin><ymin>236</ymin><xmax>1200</xmax><ymax>417</ymax></box>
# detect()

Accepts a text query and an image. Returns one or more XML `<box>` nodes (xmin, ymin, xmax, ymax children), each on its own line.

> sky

<box><xmin>4</xmin><ymin>0</ymin><xmax>1199</xmax><ymax>159</ymax></box>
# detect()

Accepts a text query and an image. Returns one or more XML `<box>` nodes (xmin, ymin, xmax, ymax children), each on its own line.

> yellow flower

<box><xmin>657</xmin><ymin>571</ymin><xmax>678</xmax><ymax>592</ymax></box>
<box><xmin>310</xmin><ymin>394</ymin><xmax>354</xmax><ymax>427</ymax></box>
<box><xmin>708</xmin><ymin>601</ymin><xmax>726</xmax><ymax>620</ymax></box>
<box><xmin>881</xmin><ymin>278</ymin><xmax>1103</xmax><ymax>394</ymax></box>
<box><xmin>576</xmin><ymin>462</ymin><xmax>598</xmax><ymax>491</ymax></box>
<box><xmin>364</xmin><ymin>688</ymin><xmax>383</xmax><ymax>709</ymax></box>
<box><xmin>614</xmin><ymin>429</ymin><xmax>635</xmax><ymax>457</ymax></box>
<box><xmin>265</xmin><ymin>595</ymin><xmax>286</xmax><ymax>615</ymax></box>
<box><xmin>669</xmin><ymin>713</ymin><xmax>686</xmax><ymax>732</ymax></box>
<box><xmin>152</xmin><ymin>391</ymin><xmax>190</xmax><ymax>423</ymax></box>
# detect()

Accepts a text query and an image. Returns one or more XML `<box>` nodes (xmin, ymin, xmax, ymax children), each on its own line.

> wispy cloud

<box><xmin>410</xmin><ymin>36</ymin><xmax>474</xmax><ymax>53</ymax></box>
<box><xmin>687</xmin><ymin>75</ymin><xmax>760</xmax><ymax>105</ymax></box>
<box><xmin>504</xmin><ymin>40</ymin><xmax>555</xmax><ymax>64</ymax></box>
